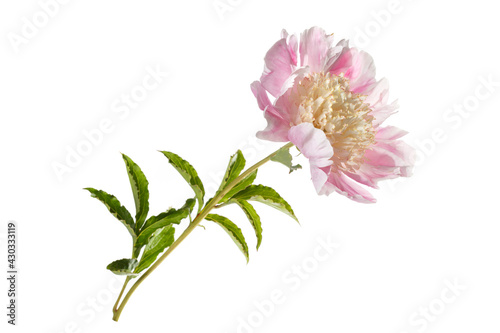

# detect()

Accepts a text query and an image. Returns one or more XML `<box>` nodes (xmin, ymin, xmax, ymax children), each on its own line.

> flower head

<box><xmin>251</xmin><ymin>27</ymin><xmax>414</xmax><ymax>203</ymax></box>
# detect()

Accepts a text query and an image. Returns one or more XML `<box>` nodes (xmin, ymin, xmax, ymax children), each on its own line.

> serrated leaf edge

<box><xmin>205</xmin><ymin>214</ymin><xmax>249</xmax><ymax>263</ymax></box>
<box><xmin>84</xmin><ymin>188</ymin><xmax>136</xmax><ymax>239</ymax></box>
<box><xmin>235</xmin><ymin>200</ymin><xmax>263</xmax><ymax>250</ymax></box>
<box><xmin>230</xmin><ymin>185</ymin><xmax>298</xmax><ymax>222</ymax></box>
<box><xmin>160</xmin><ymin>151</ymin><xmax>205</xmax><ymax>213</ymax></box>
<box><xmin>122</xmin><ymin>154</ymin><xmax>150</xmax><ymax>232</ymax></box>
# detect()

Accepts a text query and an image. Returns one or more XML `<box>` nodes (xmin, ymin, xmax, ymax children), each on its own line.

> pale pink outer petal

<box><xmin>256</xmin><ymin>110</ymin><xmax>290</xmax><ymax>142</ymax></box>
<box><xmin>371</xmin><ymin>100</ymin><xmax>399</xmax><ymax>128</ymax></box>
<box><xmin>310</xmin><ymin>166</ymin><xmax>330</xmax><ymax>194</ymax></box>
<box><xmin>260</xmin><ymin>35</ymin><xmax>298</xmax><ymax>98</ymax></box>
<box><xmin>251</xmin><ymin>80</ymin><xmax>290</xmax><ymax>120</ymax></box>
<box><xmin>250</xmin><ymin>80</ymin><xmax>273</xmax><ymax>111</ymax></box>
<box><xmin>345</xmin><ymin>164</ymin><xmax>401</xmax><ymax>189</ymax></box>
<box><xmin>365</xmin><ymin>142</ymin><xmax>414</xmax><ymax>178</ymax></box>
<box><xmin>299</xmin><ymin>27</ymin><xmax>335</xmax><ymax>72</ymax></box>
<box><xmin>288</xmin><ymin>123</ymin><xmax>333</xmax><ymax>193</ymax></box>
<box><xmin>288</xmin><ymin>123</ymin><xmax>333</xmax><ymax>167</ymax></box>
<box><xmin>281</xmin><ymin>29</ymin><xmax>298</xmax><ymax>66</ymax></box>
<box><xmin>324</xmin><ymin>39</ymin><xmax>350</xmax><ymax>72</ymax></box>
<box><xmin>364</xmin><ymin>78</ymin><xmax>398</xmax><ymax>127</ymax></box>
<box><xmin>364</xmin><ymin>78</ymin><xmax>389</xmax><ymax>106</ymax></box>
<box><xmin>368</xmin><ymin>126</ymin><xmax>414</xmax><ymax>173</ymax></box>
<box><xmin>252</xmin><ymin>79</ymin><xmax>297</xmax><ymax>124</ymax></box>
<box><xmin>326</xmin><ymin>41</ymin><xmax>352</xmax><ymax>74</ymax></box>
<box><xmin>368</xmin><ymin>126</ymin><xmax>415</xmax><ymax>177</ymax></box>
<box><xmin>348</xmin><ymin>126</ymin><xmax>415</xmax><ymax>187</ymax></box>
<box><xmin>328</xmin><ymin>48</ymin><xmax>376</xmax><ymax>94</ymax></box>
<box><xmin>273</xmin><ymin>67</ymin><xmax>311</xmax><ymax>125</ymax></box>
<box><xmin>251</xmin><ymin>81</ymin><xmax>290</xmax><ymax>142</ymax></box>
<box><xmin>320</xmin><ymin>172</ymin><xmax>377</xmax><ymax>203</ymax></box>
<box><xmin>376</xmin><ymin>125</ymin><xmax>408</xmax><ymax>140</ymax></box>
<box><xmin>278</xmin><ymin>66</ymin><xmax>311</xmax><ymax>101</ymax></box>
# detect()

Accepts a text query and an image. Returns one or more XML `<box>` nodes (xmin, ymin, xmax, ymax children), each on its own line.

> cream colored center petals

<box><xmin>292</xmin><ymin>72</ymin><xmax>375</xmax><ymax>173</ymax></box>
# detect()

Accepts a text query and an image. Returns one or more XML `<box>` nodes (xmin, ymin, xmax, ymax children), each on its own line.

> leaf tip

<box><xmin>83</xmin><ymin>187</ymin><xmax>97</xmax><ymax>195</ymax></box>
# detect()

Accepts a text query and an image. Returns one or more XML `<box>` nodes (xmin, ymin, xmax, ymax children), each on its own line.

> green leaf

<box><xmin>230</xmin><ymin>185</ymin><xmax>298</xmax><ymax>222</ymax></box>
<box><xmin>84</xmin><ymin>188</ymin><xmax>136</xmax><ymax>239</ymax></box>
<box><xmin>205</xmin><ymin>214</ymin><xmax>249</xmax><ymax>263</ymax></box>
<box><xmin>141</xmin><ymin>199</ymin><xmax>195</xmax><ymax>231</ymax></box>
<box><xmin>221</xmin><ymin>170</ymin><xmax>258</xmax><ymax>203</ymax></box>
<box><xmin>235</xmin><ymin>200</ymin><xmax>263</xmax><ymax>250</ymax></box>
<box><xmin>107</xmin><ymin>258</ymin><xmax>139</xmax><ymax>277</ymax></box>
<box><xmin>142</xmin><ymin>208</ymin><xmax>176</xmax><ymax>230</ymax></box>
<box><xmin>181</xmin><ymin>198</ymin><xmax>196</xmax><ymax>219</ymax></box>
<box><xmin>217</xmin><ymin>150</ymin><xmax>245</xmax><ymax>193</ymax></box>
<box><xmin>160</xmin><ymin>151</ymin><xmax>205</xmax><ymax>213</ymax></box>
<box><xmin>135</xmin><ymin>201</ymin><xmax>191</xmax><ymax>247</ymax></box>
<box><xmin>270</xmin><ymin>146</ymin><xmax>302</xmax><ymax>173</ymax></box>
<box><xmin>135</xmin><ymin>225</ymin><xmax>175</xmax><ymax>273</ymax></box>
<box><xmin>122</xmin><ymin>154</ymin><xmax>150</xmax><ymax>231</ymax></box>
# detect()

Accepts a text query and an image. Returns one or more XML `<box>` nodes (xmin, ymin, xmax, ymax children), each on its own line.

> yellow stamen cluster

<box><xmin>291</xmin><ymin>72</ymin><xmax>375</xmax><ymax>172</ymax></box>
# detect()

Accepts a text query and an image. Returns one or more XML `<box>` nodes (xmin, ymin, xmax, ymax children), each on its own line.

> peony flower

<box><xmin>251</xmin><ymin>27</ymin><xmax>414</xmax><ymax>203</ymax></box>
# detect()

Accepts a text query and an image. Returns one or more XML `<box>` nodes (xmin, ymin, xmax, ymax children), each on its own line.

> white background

<box><xmin>1</xmin><ymin>0</ymin><xmax>499</xmax><ymax>332</ymax></box>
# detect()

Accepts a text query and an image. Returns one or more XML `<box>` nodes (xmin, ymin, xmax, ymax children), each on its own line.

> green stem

<box><xmin>113</xmin><ymin>276</ymin><xmax>130</xmax><ymax>312</ymax></box>
<box><xmin>112</xmin><ymin>142</ymin><xmax>294</xmax><ymax>321</ymax></box>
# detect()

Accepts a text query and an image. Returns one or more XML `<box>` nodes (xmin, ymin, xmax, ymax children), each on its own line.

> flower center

<box><xmin>292</xmin><ymin>72</ymin><xmax>375</xmax><ymax>172</ymax></box>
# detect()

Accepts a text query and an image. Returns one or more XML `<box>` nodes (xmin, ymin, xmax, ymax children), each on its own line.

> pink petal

<box><xmin>324</xmin><ymin>39</ymin><xmax>350</xmax><ymax>72</ymax></box>
<box><xmin>251</xmin><ymin>80</ymin><xmax>290</xmax><ymax>122</ymax></box>
<box><xmin>329</xmin><ymin>48</ymin><xmax>376</xmax><ymax>94</ymax></box>
<box><xmin>376</xmin><ymin>125</ymin><xmax>408</xmax><ymax>140</ymax></box>
<box><xmin>345</xmin><ymin>164</ymin><xmax>400</xmax><ymax>189</ymax></box>
<box><xmin>252</xmin><ymin>80</ymin><xmax>291</xmax><ymax>142</ymax></box>
<box><xmin>309</xmin><ymin>166</ymin><xmax>330</xmax><ymax>193</ymax></box>
<box><xmin>288</xmin><ymin>123</ymin><xmax>333</xmax><ymax>167</ymax></box>
<box><xmin>256</xmin><ymin>109</ymin><xmax>290</xmax><ymax>142</ymax></box>
<box><xmin>371</xmin><ymin>100</ymin><xmax>399</xmax><ymax>127</ymax></box>
<box><xmin>364</xmin><ymin>78</ymin><xmax>398</xmax><ymax>127</ymax></box>
<box><xmin>251</xmin><ymin>81</ymin><xmax>272</xmax><ymax>111</ymax></box>
<box><xmin>344</xmin><ymin>128</ymin><xmax>412</xmax><ymax>188</ymax></box>
<box><xmin>364</xmin><ymin>78</ymin><xmax>389</xmax><ymax>106</ymax></box>
<box><xmin>320</xmin><ymin>171</ymin><xmax>376</xmax><ymax>203</ymax></box>
<box><xmin>278</xmin><ymin>66</ymin><xmax>310</xmax><ymax>101</ymax></box>
<box><xmin>281</xmin><ymin>29</ymin><xmax>298</xmax><ymax>67</ymax></box>
<box><xmin>288</xmin><ymin>123</ymin><xmax>333</xmax><ymax>192</ymax></box>
<box><xmin>360</xmin><ymin>146</ymin><xmax>414</xmax><ymax>181</ymax></box>
<box><xmin>364</xmin><ymin>129</ymin><xmax>415</xmax><ymax>178</ymax></box>
<box><xmin>299</xmin><ymin>27</ymin><xmax>334</xmax><ymax>72</ymax></box>
<box><xmin>365</xmin><ymin>144</ymin><xmax>410</xmax><ymax>168</ymax></box>
<box><xmin>260</xmin><ymin>36</ymin><xmax>297</xmax><ymax>98</ymax></box>
<box><xmin>271</xmin><ymin>68</ymin><xmax>311</xmax><ymax>125</ymax></box>
<box><xmin>326</xmin><ymin>40</ymin><xmax>352</xmax><ymax>73</ymax></box>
